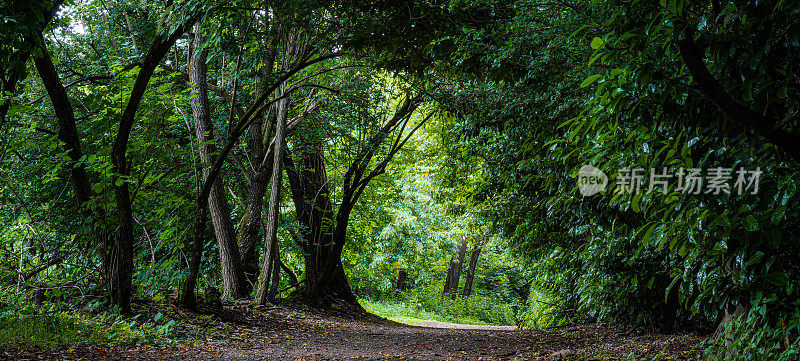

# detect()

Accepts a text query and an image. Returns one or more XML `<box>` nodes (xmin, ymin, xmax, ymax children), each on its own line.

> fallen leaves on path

<box><xmin>1</xmin><ymin>300</ymin><xmax>704</xmax><ymax>360</ymax></box>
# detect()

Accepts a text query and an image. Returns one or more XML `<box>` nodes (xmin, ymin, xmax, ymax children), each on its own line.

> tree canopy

<box><xmin>1</xmin><ymin>0</ymin><xmax>800</xmax><ymax>358</ymax></box>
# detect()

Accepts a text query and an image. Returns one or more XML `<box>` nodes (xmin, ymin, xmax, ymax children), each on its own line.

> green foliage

<box><xmin>0</xmin><ymin>290</ymin><xmax>179</xmax><ymax>349</ymax></box>
<box><xmin>362</xmin><ymin>282</ymin><xmax>515</xmax><ymax>326</ymax></box>
<box><xmin>359</xmin><ymin>298</ymin><xmax>448</xmax><ymax>325</ymax></box>
<box><xmin>519</xmin><ymin>286</ymin><xmax>566</xmax><ymax>329</ymax></box>
<box><xmin>3</xmin><ymin>0</ymin><xmax>800</xmax><ymax>356</ymax></box>
<box><xmin>704</xmin><ymin>308</ymin><xmax>800</xmax><ymax>361</ymax></box>
<box><xmin>401</xmin><ymin>282</ymin><xmax>514</xmax><ymax>326</ymax></box>
<box><xmin>411</xmin><ymin>2</ymin><xmax>800</xmax><ymax>358</ymax></box>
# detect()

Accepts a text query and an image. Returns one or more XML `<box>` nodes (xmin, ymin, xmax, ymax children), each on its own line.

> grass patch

<box><xmin>360</xmin><ymin>283</ymin><xmax>515</xmax><ymax>326</ymax></box>
<box><xmin>0</xmin><ymin>297</ymin><xmax>179</xmax><ymax>350</ymax></box>
<box><xmin>360</xmin><ymin>298</ymin><xmax>487</xmax><ymax>325</ymax></box>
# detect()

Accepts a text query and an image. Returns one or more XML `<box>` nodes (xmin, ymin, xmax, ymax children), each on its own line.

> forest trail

<box><xmin>4</xmin><ymin>300</ymin><xmax>703</xmax><ymax>360</ymax></box>
<box><xmin>409</xmin><ymin>320</ymin><xmax>517</xmax><ymax>331</ymax></box>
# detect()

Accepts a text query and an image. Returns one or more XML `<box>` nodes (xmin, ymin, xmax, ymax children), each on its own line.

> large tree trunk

<box><xmin>188</xmin><ymin>21</ymin><xmax>245</xmax><ymax>300</ymax></box>
<box><xmin>450</xmin><ymin>238</ymin><xmax>468</xmax><ymax>299</ymax></box>
<box><xmin>461</xmin><ymin>246</ymin><xmax>481</xmax><ymax>298</ymax></box>
<box><xmin>254</xmin><ymin>84</ymin><xmax>289</xmax><ymax>305</ymax></box>
<box><xmin>109</xmin><ymin>187</ymin><xmax>134</xmax><ymax>313</ymax></box>
<box><xmin>442</xmin><ymin>259</ymin><xmax>457</xmax><ymax>299</ymax></box>
<box><xmin>32</xmin><ymin>39</ymin><xmax>92</xmax><ymax>220</ymax></box>
<box><xmin>179</xmin><ymin>28</ymin><xmax>334</xmax><ymax>309</ymax></box>
<box><xmin>237</xmin><ymin>148</ymin><xmax>270</xmax><ymax>277</ymax></box>
<box><xmin>237</xmin><ymin>103</ymin><xmax>276</xmax><ymax>289</ymax></box>
<box><xmin>31</xmin><ymin>37</ymin><xmax>115</xmax><ymax>295</ymax></box>
<box><xmin>284</xmin><ymin>148</ymin><xmax>360</xmax><ymax>308</ymax></box>
<box><xmin>106</xmin><ymin>8</ymin><xmax>202</xmax><ymax>312</ymax></box>
<box><xmin>302</xmin><ymin>233</ymin><xmax>358</xmax><ymax>306</ymax></box>
<box><xmin>238</xmin><ymin>84</ymin><xmax>277</xmax><ymax>291</ymax></box>
<box><xmin>237</xmin><ymin>15</ymin><xmax>279</xmax><ymax>287</ymax></box>
<box><xmin>282</xmin><ymin>95</ymin><xmax>426</xmax><ymax>309</ymax></box>
<box><xmin>17</xmin><ymin>3</ymin><xmax>110</xmax><ymax>288</ymax></box>
<box><xmin>442</xmin><ymin>238</ymin><xmax>467</xmax><ymax>300</ymax></box>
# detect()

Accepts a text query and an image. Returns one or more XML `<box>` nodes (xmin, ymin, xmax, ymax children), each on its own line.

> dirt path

<box><xmin>2</xmin><ymin>301</ymin><xmax>704</xmax><ymax>360</ymax></box>
<box><xmin>412</xmin><ymin>320</ymin><xmax>517</xmax><ymax>331</ymax></box>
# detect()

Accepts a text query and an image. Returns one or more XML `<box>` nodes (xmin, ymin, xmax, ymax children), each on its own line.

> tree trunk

<box><xmin>281</xmin><ymin>93</ymin><xmax>425</xmax><ymax>309</ymax></box>
<box><xmin>713</xmin><ymin>302</ymin><xmax>750</xmax><ymax>357</ymax></box>
<box><xmin>237</xmin><ymin>152</ymin><xmax>271</xmax><ymax>284</ymax></box>
<box><xmin>448</xmin><ymin>238</ymin><xmax>468</xmax><ymax>299</ymax></box>
<box><xmin>284</xmin><ymin>149</ymin><xmax>360</xmax><ymax>308</ymax></box>
<box><xmin>179</xmin><ymin>24</ymin><xmax>331</xmax><ymax>308</ymax></box>
<box><xmin>397</xmin><ymin>269</ymin><xmax>408</xmax><ymax>291</ymax></box>
<box><xmin>181</xmin><ymin>203</ymin><xmax>206</xmax><ymax>310</ymax></box>
<box><xmin>676</xmin><ymin>27</ymin><xmax>800</xmax><ymax>161</ymax></box>
<box><xmin>237</xmin><ymin>167</ymin><xmax>265</xmax><ymax>234</ymax></box>
<box><xmin>279</xmin><ymin>257</ymin><xmax>299</xmax><ymax>286</ymax></box>
<box><xmin>32</xmin><ymin>38</ymin><xmax>92</xmax><ymax>216</ymax></box>
<box><xmin>188</xmin><ymin>21</ymin><xmax>245</xmax><ymax>300</ymax></box>
<box><xmin>255</xmin><ymin>84</ymin><xmax>289</xmax><ymax>305</ymax></box>
<box><xmin>461</xmin><ymin>247</ymin><xmax>481</xmax><ymax>298</ymax></box>
<box><xmin>237</xmin><ymin>15</ymin><xmax>279</xmax><ymax>287</ymax></box>
<box><xmin>32</xmin><ymin>37</ymin><xmax>115</xmax><ymax>296</ymax></box>
<box><xmin>442</xmin><ymin>259</ymin><xmax>457</xmax><ymax>300</ymax></box>
<box><xmin>268</xmin><ymin>241</ymin><xmax>281</xmax><ymax>298</ymax></box>
<box><xmin>303</xmin><ymin>237</ymin><xmax>358</xmax><ymax>306</ymax></box>
<box><xmin>0</xmin><ymin>50</ymin><xmax>29</xmax><ymax>126</ymax></box>
<box><xmin>109</xmin><ymin>7</ymin><xmax>201</xmax><ymax>313</ymax></box>
<box><xmin>2</xmin><ymin>1</ymin><xmax>60</xmax><ymax>126</ymax></box>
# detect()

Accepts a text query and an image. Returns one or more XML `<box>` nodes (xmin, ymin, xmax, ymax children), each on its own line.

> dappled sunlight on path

<box><xmin>408</xmin><ymin>320</ymin><xmax>517</xmax><ymax>331</ymax></box>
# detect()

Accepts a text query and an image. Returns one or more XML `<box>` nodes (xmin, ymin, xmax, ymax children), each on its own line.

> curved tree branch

<box><xmin>675</xmin><ymin>26</ymin><xmax>800</xmax><ymax>161</ymax></box>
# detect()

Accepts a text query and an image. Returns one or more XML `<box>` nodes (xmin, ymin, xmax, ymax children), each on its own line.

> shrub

<box><xmin>0</xmin><ymin>289</ymin><xmax>178</xmax><ymax>349</ymax></box>
<box><xmin>704</xmin><ymin>309</ymin><xmax>800</xmax><ymax>361</ymax></box>
<box><xmin>518</xmin><ymin>286</ymin><xmax>566</xmax><ymax>329</ymax></box>
<box><xmin>403</xmin><ymin>282</ymin><xmax>515</xmax><ymax>325</ymax></box>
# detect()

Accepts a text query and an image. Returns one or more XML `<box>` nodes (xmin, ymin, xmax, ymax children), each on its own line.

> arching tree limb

<box><xmin>675</xmin><ymin>26</ymin><xmax>800</xmax><ymax>161</ymax></box>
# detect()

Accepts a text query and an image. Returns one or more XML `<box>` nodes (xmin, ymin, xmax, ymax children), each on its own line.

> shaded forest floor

<box><xmin>2</xmin><ymin>300</ymin><xmax>705</xmax><ymax>360</ymax></box>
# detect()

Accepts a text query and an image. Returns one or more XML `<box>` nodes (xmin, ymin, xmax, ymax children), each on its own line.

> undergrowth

<box><xmin>361</xmin><ymin>282</ymin><xmax>515</xmax><ymax>326</ymax></box>
<box><xmin>703</xmin><ymin>308</ymin><xmax>800</xmax><ymax>361</ymax></box>
<box><xmin>0</xmin><ymin>288</ymin><xmax>179</xmax><ymax>350</ymax></box>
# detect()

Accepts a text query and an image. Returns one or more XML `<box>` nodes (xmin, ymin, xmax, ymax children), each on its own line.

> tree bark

<box><xmin>461</xmin><ymin>247</ymin><xmax>481</xmax><ymax>298</ymax></box>
<box><xmin>279</xmin><ymin>257</ymin><xmax>299</xmax><ymax>286</ymax></box>
<box><xmin>180</xmin><ymin>51</ymin><xmax>339</xmax><ymax>308</ymax></box>
<box><xmin>0</xmin><ymin>54</ymin><xmax>29</xmax><ymax>126</ymax></box>
<box><xmin>32</xmin><ymin>37</ymin><xmax>92</xmax><ymax>218</ymax></box>
<box><xmin>108</xmin><ymin>8</ymin><xmax>202</xmax><ymax>313</ymax></box>
<box><xmin>284</xmin><ymin>148</ymin><xmax>359</xmax><ymax>307</ymax></box>
<box><xmin>283</xmin><ymin>95</ymin><xmax>427</xmax><ymax>309</ymax></box>
<box><xmin>442</xmin><ymin>259</ymin><xmax>457</xmax><ymax>299</ymax></box>
<box><xmin>188</xmin><ymin>21</ymin><xmax>246</xmax><ymax>300</ymax></box>
<box><xmin>237</xmin><ymin>13</ymin><xmax>286</xmax><ymax>289</ymax></box>
<box><xmin>237</xmin><ymin>60</ymin><xmax>276</xmax><ymax>276</ymax></box>
<box><xmin>675</xmin><ymin>26</ymin><xmax>800</xmax><ymax>161</ymax></box>
<box><xmin>237</xmin><ymin>162</ymin><xmax>270</xmax><ymax>283</ymax></box>
<box><xmin>31</xmin><ymin>35</ymin><xmax>114</xmax><ymax>294</ymax></box>
<box><xmin>1</xmin><ymin>0</ymin><xmax>61</xmax><ymax>126</ymax></box>
<box><xmin>448</xmin><ymin>238</ymin><xmax>468</xmax><ymax>299</ymax></box>
<box><xmin>397</xmin><ymin>269</ymin><xmax>408</xmax><ymax>291</ymax></box>
<box><xmin>255</xmin><ymin>84</ymin><xmax>289</xmax><ymax>305</ymax></box>
<box><xmin>268</xmin><ymin>240</ymin><xmax>281</xmax><ymax>298</ymax></box>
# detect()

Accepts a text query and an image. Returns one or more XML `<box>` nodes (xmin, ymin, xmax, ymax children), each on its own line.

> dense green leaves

<box><xmin>1</xmin><ymin>0</ymin><xmax>800</xmax><ymax>356</ymax></box>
